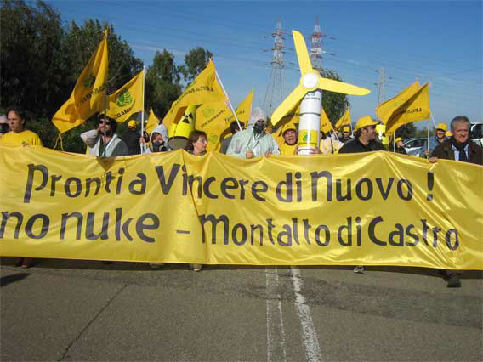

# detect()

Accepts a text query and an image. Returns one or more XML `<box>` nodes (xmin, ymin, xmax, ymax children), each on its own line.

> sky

<box><xmin>46</xmin><ymin>0</ymin><xmax>482</xmax><ymax>128</ymax></box>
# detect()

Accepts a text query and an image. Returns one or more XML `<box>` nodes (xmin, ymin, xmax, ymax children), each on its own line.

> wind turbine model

<box><xmin>270</xmin><ymin>31</ymin><xmax>370</xmax><ymax>154</ymax></box>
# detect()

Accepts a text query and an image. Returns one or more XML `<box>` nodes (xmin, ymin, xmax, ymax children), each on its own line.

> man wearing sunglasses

<box><xmin>80</xmin><ymin>114</ymin><xmax>128</xmax><ymax>157</ymax></box>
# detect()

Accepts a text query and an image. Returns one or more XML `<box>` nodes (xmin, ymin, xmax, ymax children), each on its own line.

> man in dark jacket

<box><xmin>430</xmin><ymin>115</ymin><xmax>482</xmax><ymax>287</ymax></box>
<box><xmin>431</xmin><ymin>116</ymin><xmax>482</xmax><ymax>164</ymax></box>
<box><xmin>339</xmin><ymin>116</ymin><xmax>385</xmax><ymax>155</ymax></box>
<box><xmin>123</xmin><ymin>120</ymin><xmax>141</xmax><ymax>155</ymax></box>
<box><xmin>339</xmin><ymin>116</ymin><xmax>385</xmax><ymax>274</ymax></box>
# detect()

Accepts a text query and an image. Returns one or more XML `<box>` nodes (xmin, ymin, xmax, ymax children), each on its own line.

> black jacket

<box><xmin>339</xmin><ymin>138</ymin><xmax>386</xmax><ymax>154</ymax></box>
<box><xmin>431</xmin><ymin>139</ymin><xmax>482</xmax><ymax>165</ymax></box>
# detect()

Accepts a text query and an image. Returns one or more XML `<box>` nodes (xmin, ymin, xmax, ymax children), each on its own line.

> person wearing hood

<box><xmin>140</xmin><ymin>124</ymin><xmax>170</xmax><ymax>154</ymax></box>
<box><xmin>226</xmin><ymin>107</ymin><xmax>280</xmax><ymax>159</ymax></box>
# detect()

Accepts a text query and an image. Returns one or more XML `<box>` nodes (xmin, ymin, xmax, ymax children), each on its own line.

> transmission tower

<box><xmin>263</xmin><ymin>18</ymin><xmax>286</xmax><ymax>116</ymax></box>
<box><xmin>376</xmin><ymin>68</ymin><xmax>386</xmax><ymax>105</ymax></box>
<box><xmin>310</xmin><ymin>16</ymin><xmax>326</xmax><ymax>72</ymax></box>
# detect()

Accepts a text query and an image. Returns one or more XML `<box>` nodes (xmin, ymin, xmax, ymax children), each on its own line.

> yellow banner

<box><xmin>385</xmin><ymin>83</ymin><xmax>431</xmax><ymax>137</ymax></box>
<box><xmin>162</xmin><ymin>59</ymin><xmax>228</xmax><ymax>134</ymax></box>
<box><xmin>106</xmin><ymin>70</ymin><xmax>144</xmax><ymax>123</ymax></box>
<box><xmin>52</xmin><ymin>32</ymin><xmax>109</xmax><ymax>133</ymax></box>
<box><xmin>1</xmin><ymin>144</ymin><xmax>481</xmax><ymax>269</ymax></box>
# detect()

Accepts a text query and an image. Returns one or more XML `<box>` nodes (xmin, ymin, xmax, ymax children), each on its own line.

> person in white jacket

<box><xmin>80</xmin><ymin>115</ymin><xmax>128</xmax><ymax>157</ymax></box>
<box><xmin>226</xmin><ymin>107</ymin><xmax>279</xmax><ymax>159</ymax></box>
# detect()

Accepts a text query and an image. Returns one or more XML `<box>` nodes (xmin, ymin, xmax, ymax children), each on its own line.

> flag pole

<box><xmin>214</xmin><ymin>64</ymin><xmax>242</xmax><ymax>131</ymax></box>
<box><xmin>140</xmin><ymin>67</ymin><xmax>146</xmax><ymax>154</ymax></box>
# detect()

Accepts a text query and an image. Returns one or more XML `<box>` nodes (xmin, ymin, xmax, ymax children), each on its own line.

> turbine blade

<box><xmin>270</xmin><ymin>85</ymin><xmax>306</xmax><ymax>126</ymax></box>
<box><xmin>293</xmin><ymin>30</ymin><xmax>313</xmax><ymax>75</ymax></box>
<box><xmin>318</xmin><ymin>77</ymin><xmax>371</xmax><ymax>95</ymax></box>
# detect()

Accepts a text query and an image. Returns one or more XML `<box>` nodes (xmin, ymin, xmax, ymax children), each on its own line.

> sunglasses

<box><xmin>99</xmin><ymin>120</ymin><xmax>112</xmax><ymax>125</ymax></box>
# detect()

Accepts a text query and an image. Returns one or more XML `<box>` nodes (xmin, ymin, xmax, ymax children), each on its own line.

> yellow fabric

<box><xmin>334</xmin><ymin>109</ymin><xmax>351</xmax><ymax>130</ymax></box>
<box><xmin>106</xmin><ymin>70</ymin><xmax>144</xmax><ymax>123</ymax></box>
<box><xmin>52</xmin><ymin>32</ymin><xmax>109</xmax><ymax>133</ymax></box>
<box><xmin>355</xmin><ymin>116</ymin><xmax>378</xmax><ymax>131</ymax></box>
<box><xmin>162</xmin><ymin>59</ymin><xmax>228</xmax><ymax>133</ymax></box>
<box><xmin>376</xmin><ymin>81</ymin><xmax>419</xmax><ymax>125</ymax></box>
<box><xmin>279</xmin><ymin>142</ymin><xmax>297</xmax><ymax>155</ymax></box>
<box><xmin>196</xmin><ymin>91</ymin><xmax>254</xmax><ymax>152</ymax></box>
<box><xmin>385</xmin><ymin>83</ymin><xmax>431</xmax><ymax>137</ymax></box>
<box><xmin>1</xmin><ymin>144</ymin><xmax>481</xmax><ymax>269</ymax></box>
<box><xmin>171</xmin><ymin>105</ymin><xmax>196</xmax><ymax>139</ymax></box>
<box><xmin>196</xmin><ymin>104</ymin><xmax>230</xmax><ymax>152</ymax></box>
<box><xmin>145</xmin><ymin>109</ymin><xmax>160</xmax><ymax>135</ymax></box>
<box><xmin>0</xmin><ymin>130</ymin><xmax>43</xmax><ymax>146</ymax></box>
<box><xmin>234</xmin><ymin>90</ymin><xmax>253</xmax><ymax>126</ymax></box>
<box><xmin>320</xmin><ymin>108</ymin><xmax>333</xmax><ymax>134</ymax></box>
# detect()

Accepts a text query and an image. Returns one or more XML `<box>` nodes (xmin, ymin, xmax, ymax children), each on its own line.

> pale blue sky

<box><xmin>47</xmin><ymin>0</ymin><xmax>482</xmax><ymax>127</ymax></box>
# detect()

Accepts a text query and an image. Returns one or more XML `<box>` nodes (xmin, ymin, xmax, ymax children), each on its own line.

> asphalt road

<box><xmin>1</xmin><ymin>258</ymin><xmax>481</xmax><ymax>361</ymax></box>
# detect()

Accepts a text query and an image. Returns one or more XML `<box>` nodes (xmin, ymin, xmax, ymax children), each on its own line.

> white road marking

<box><xmin>265</xmin><ymin>268</ymin><xmax>287</xmax><ymax>362</ymax></box>
<box><xmin>290</xmin><ymin>267</ymin><xmax>323</xmax><ymax>362</ymax></box>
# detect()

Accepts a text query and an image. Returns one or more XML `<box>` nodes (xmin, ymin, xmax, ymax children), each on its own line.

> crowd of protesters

<box><xmin>1</xmin><ymin>106</ymin><xmax>481</xmax><ymax>286</ymax></box>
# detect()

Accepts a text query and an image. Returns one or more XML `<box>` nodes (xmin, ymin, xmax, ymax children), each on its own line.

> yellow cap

<box><xmin>342</xmin><ymin>125</ymin><xmax>351</xmax><ymax>133</ymax></box>
<box><xmin>281</xmin><ymin>122</ymin><xmax>297</xmax><ymax>135</ymax></box>
<box><xmin>436</xmin><ymin>123</ymin><xmax>447</xmax><ymax>131</ymax></box>
<box><xmin>354</xmin><ymin>116</ymin><xmax>378</xmax><ymax>131</ymax></box>
<box><xmin>395</xmin><ymin>137</ymin><xmax>402</xmax><ymax>143</ymax></box>
<box><xmin>128</xmin><ymin>120</ymin><xmax>138</xmax><ymax>128</ymax></box>
<box><xmin>446</xmin><ymin>131</ymin><xmax>452</xmax><ymax>137</ymax></box>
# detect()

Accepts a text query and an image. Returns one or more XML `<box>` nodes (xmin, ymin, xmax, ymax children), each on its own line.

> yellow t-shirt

<box><xmin>0</xmin><ymin>130</ymin><xmax>43</xmax><ymax>146</ymax></box>
<box><xmin>279</xmin><ymin>143</ymin><xmax>297</xmax><ymax>156</ymax></box>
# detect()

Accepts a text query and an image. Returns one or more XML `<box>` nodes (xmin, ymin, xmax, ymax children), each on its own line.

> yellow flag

<box><xmin>196</xmin><ymin>91</ymin><xmax>254</xmax><ymax>152</ymax></box>
<box><xmin>320</xmin><ymin>108</ymin><xmax>333</xmax><ymax>134</ymax></box>
<box><xmin>106</xmin><ymin>70</ymin><xmax>144</xmax><ymax>123</ymax></box>
<box><xmin>52</xmin><ymin>32</ymin><xmax>109</xmax><ymax>133</ymax></box>
<box><xmin>385</xmin><ymin>83</ymin><xmax>431</xmax><ymax>137</ymax></box>
<box><xmin>146</xmin><ymin>109</ymin><xmax>160</xmax><ymax>135</ymax></box>
<box><xmin>195</xmin><ymin>104</ymin><xmax>230</xmax><ymax>151</ymax></box>
<box><xmin>232</xmin><ymin>90</ymin><xmax>253</xmax><ymax>125</ymax></box>
<box><xmin>334</xmin><ymin>109</ymin><xmax>351</xmax><ymax>130</ymax></box>
<box><xmin>376</xmin><ymin>81</ymin><xmax>420</xmax><ymax>124</ymax></box>
<box><xmin>162</xmin><ymin>59</ymin><xmax>228</xmax><ymax>133</ymax></box>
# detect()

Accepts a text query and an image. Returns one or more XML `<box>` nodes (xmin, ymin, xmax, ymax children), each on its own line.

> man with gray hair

<box><xmin>226</xmin><ymin>107</ymin><xmax>280</xmax><ymax>159</ymax></box>
<box><xmin>431</xmin><ymin>116</ymin><xmax>482</xmax><ymax>164</ymax></box>
<box><xmin>430</xmin><ymin>115</ymin><xmax>482</xmax><ymax>288</ymax></box>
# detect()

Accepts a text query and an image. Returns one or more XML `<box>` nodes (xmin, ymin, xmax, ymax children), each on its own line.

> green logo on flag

<box><xmin>116</xmin><ymin>89</ymin><xmax>133</xmax><ymax>107</ymax></box>
<box><xmin>202</xmin><ymin>108</ymin><xmax>215</xmax><ymax>118</ymax></box>
<box><xmin>82</xmin><ymin>73</ymin><xmax>96</xmax><ymax>88</ymax></box>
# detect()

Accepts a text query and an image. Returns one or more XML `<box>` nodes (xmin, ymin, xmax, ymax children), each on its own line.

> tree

<box><xmin>0</xmin><ymin>0</ymin><xmax>143</xmax><ymax>151</ymax></box>
<box><xmin>1</xmin><ymin>0</ymin><xmax>65</xmax><ymax>117</ymax></box>
<box><xmin>320</xmin><ymin>69</ymin><xmax>350</xmax><ymax>125</ymax></box>
<box><xmin>179</xmin><ymin>47</ymin><xmax>213</xmax><ymax>83</ymax></box>
<box><xmin>61</xmin><ymin>19</ymin><xmax>143</xmax><ymax>95</ymax></box>
<box><xmin>145</xmin><ymin>50</ymin><xmax>181</xmax><ymax>119</ymax></box>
